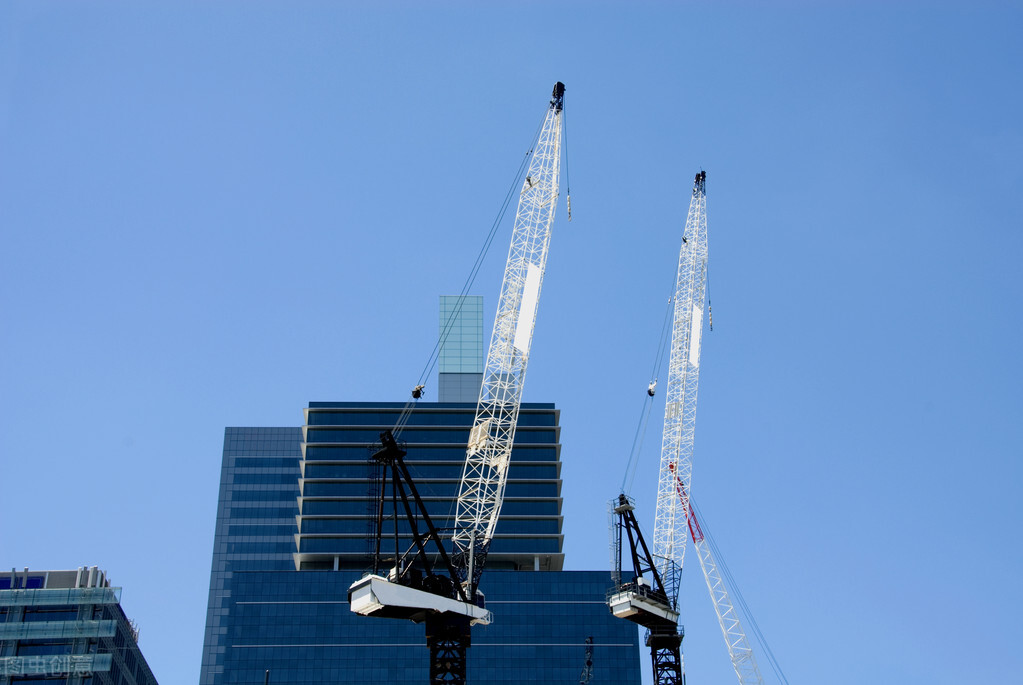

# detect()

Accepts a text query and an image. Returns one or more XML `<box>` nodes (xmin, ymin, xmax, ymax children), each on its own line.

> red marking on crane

<box><xmin>668</xmin><ymin>462</ymin><xmax>704</xmax><ymax>543</ymax></box>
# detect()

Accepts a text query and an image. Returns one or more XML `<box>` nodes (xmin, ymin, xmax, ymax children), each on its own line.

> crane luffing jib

<box><xmin>664</xmin><ymin>468</ymin><xmax>764</xmax><ymax>685</ymax></box>
<box><xmin>651</xmin><ymin>171</ymin><xmax>708</xmax><ymax>607</ymax></box>
<box><xmin>452</xmin><ymin>82</ymin><xmax>565</xmax><ymax>593</ymax></box>
<box><xmin>685</xmin><ymin>493</ymin><xmax>764</xmax><ymax>685</ymax></box>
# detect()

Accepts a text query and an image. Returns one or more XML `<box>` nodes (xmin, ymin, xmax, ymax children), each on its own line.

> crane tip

<box><xmin>552</xmin><ymin>82</ymin><xmax>566</xmax><ymax>111</ymax></box>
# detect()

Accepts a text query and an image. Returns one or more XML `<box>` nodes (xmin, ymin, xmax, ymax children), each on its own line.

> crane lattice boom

<box><xmin>348</xmin><ymin>82</ymin><xmax>567</xmax><ymax>685</ymax></box>
<box><xmin>652</xmin><ymin>171</ymin><xmax>708</xmax><ymax>605</ymax></box>
<box><xmin>690</xmin><ymin>509</ymin><xmax>764</xmax><ymax>685</ymax></box>
<box><xmin>453</xmin><ymin>82</ymin><xmax>565</xmax><ymax>594</ymax></box>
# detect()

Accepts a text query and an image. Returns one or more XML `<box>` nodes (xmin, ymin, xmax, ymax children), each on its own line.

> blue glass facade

<box><xmin>438</xmin><ymin>296</ymin><xmax>484</xmax><ymax>403</ymax></box>
<box><xmin>199</xmin><ymin>407</ymin><xmax>641</xmax><ymax>685</ymax></box>
<box><xmin>205</xmin><ymin>570</ymin><xmax>635</xmax><ymax>684</ymax></box>
<box><xmin>296</xmin><ymin>402</ymin><xmax>563</xmax><ymax>573</ymax></box>
<box><xmin>0</xmin><ymin>569</ymin><xmax>159</xmax><ymax>685</ymax></box>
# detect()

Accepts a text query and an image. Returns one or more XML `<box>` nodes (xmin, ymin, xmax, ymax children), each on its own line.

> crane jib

<box><xmin>452</xmin><ymin>82</ymin><xmax>564</xmax><ymax>601</ymax></box>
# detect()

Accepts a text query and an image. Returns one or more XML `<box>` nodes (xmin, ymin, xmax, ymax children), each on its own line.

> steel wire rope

<box><xmin>691</xmin><ymin>499</ymin><xmax>790</xmax><ymax>685</ymax></box>
<box><xmin>705</xmin><ymin>262</ymin><xmax>713</xmax><ymax>332</ymax></box>
<box><xmin>436</xmin><ymin>102</ymin><xmax>559</xmax><ymax>552</ymax></box>
<box><xmin>386</xmin><ymin>105</ymin><xmax>550</xmax><ymax>442</ymax></box>
<box><xmin>437</xmin><ymin>99</ymin><xmax>568</xmax><ymax>547</ymax></box>
<box><xmin>362</xmin><ymin>105</ymin><xmax>549</xmax><ymax>578</ymax></box>
<box><xmin>562</xmin><ymin>93</ymin><xmax>572</xmax><ymax>221</ymax></box>
<box><xmin>621</xmin><ymin>274</ymin><xmax>677</xmax><ymax>495</ymax></box>
<box><xmin>371</xmin><ymin>102</ymin><xmax>553</xmax><ymax>564</ymax></box>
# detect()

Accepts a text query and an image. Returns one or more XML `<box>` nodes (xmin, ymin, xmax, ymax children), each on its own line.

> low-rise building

<box><xmin>0</xmin><ymin>567</ymin><xmax>159</xmax><ymax>685</ymax></box>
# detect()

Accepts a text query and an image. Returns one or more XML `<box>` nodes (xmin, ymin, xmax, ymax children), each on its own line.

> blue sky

<box><xmin>2</xmin><ymin>2</ymin><xmax>1021</xmax><ymax>684</ymax></box>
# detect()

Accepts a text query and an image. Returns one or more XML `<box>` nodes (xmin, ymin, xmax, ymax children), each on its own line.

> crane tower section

<box><xmin>652</xmin><ymin>170</ymin><xmax>708</xmax><ymax>604</ymax></box>
<box><xmin>452</xmin><ymin>82</ymin><xmax>565</xmax><ymax>594</ymax></box>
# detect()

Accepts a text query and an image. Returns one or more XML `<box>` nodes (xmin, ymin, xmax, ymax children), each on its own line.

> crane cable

<box><xmin>706</xmin><ymin>261</ymin><xmax>713</xmax><ymax>332</ymax></box>
<box><xmin>387</xmin><ymin>103</ymin><xmax>551</xmax><ymax>442</ymax></box>
<box><xmin>621</xmin><ymin>273</ymin><xmax>677</xmax><ymax>495</ymax></box>
<box><xmin>621</xmin><ymin>241</ymin><xmax>717</xmax><ymax>493</ymax></box>
<box><xmin>562</xmin><ymin>95</ymin><xmax>572</xmax><ymax>222</ymax></box>
<box><xmin>691</xmin><ymin>499</ymin><xmax>790</xmax><ymax>685</ymax></box>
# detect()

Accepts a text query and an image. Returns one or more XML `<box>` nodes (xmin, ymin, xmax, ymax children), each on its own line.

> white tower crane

<box><xmin>452</xmin><ymin>82</ymin><xmax>565</xmax><ymax>594</ymax></box>
<box><xmin>611</xmin><ymin>172</ymin><xmax>784</xmax><ymax>685</ymax></box>
<box><xmin>609</xmin><ymin>171</ymin><xmax>708</xmax><ymax>685</ymax></box>
<box><xmin>652</xmin><ymin>169</ymin><xmax>708</xmax><ymax>602</ymax></box>
<box><xmin>348</xmin><ymin>82</ymin><xmax>566</xmax><ymax>685</ymax></box>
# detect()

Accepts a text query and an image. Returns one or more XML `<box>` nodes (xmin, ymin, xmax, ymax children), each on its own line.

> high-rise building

<box><xmin>0</xmin><ymin>567</ymin><xmax>160</xmax><ymax>685</ymax></box>
<box><xmin>437</xmin><ymin>295</ymin><xmax>484</xmax><ymax>403</ymax></box>
<box><xmin>198</xmin><ymin>298</ymin><xmax>641</xmax><ymax>684</ymax></box>
<box><xmin>295</xmin><ymin>401</ymin><xmax>563</xmax><ymax>574</ymax></box>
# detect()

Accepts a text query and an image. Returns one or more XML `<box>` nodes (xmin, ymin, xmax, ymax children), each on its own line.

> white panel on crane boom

<box><xmin>689</xmin><ymin>303</ymin><xmax>703</xmax><ymax>368</ymax></box>
<box><xmin>513</xmin><ymin>263</ymin><xmax>542</xmax><ymax>353</ymax></box>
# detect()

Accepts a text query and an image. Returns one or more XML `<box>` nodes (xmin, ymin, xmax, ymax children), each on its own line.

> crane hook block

<box><xmin>412</xmin><ymin>384</ymin><xmax>425</xmax><ymax>399</ymax></box>
<box><xmin>647</xmin><ymin>380</ymin><xmax>657</xmax><ymax>397</ymax></box>
<box><xmin>551</xmin><ymin>82</ymin><xmax>566</xmax><ymax>111</ymax></box>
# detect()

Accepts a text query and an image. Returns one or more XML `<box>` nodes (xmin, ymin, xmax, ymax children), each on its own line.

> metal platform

<box><xmin>348</xmin><ymin>574</ymin><xmax>493</xmax><ymax>625</ymax></box>
<box><xmin>608</xmin><ymin>585</ymin><xmax>679</xmax><ymax>626</ymax></box>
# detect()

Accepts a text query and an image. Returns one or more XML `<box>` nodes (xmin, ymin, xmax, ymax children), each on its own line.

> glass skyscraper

<box><xmin>437</xmin><ymin>296</ymin><xmax>484</xmax><ymax>403</ymax></box>
<box><xmin>198</xmin><ymin>297</ymin><xmax>641</xmax><ymax>684</ymax></box>
<box><xmin>296</xmin><ymin>402</ymin><xmax>563</xmax><ymax>573</ymax></box>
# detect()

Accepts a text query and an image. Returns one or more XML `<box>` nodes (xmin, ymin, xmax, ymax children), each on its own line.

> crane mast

<box><xmin>452</xmin><ymin>82</ymin><xmax>565</xmax><ymax>596</ymax></box>
<box><xmin>652</xmin><ymin>170</ymin><xmax>708</xmax><ymax>603</ymax></box>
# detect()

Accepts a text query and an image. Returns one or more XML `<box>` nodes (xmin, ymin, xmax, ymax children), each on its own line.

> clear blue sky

<box><xmin>2</xmin><ymin>3</ymin><xmax>1021</xmax><ymax>684</ymax></box>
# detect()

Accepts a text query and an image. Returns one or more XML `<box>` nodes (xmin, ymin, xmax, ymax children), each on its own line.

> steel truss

<box><xmin>651</xmin><ymin>171</ymin><xmax>708</xmax><ymax>603</ymax></box>
<box><xmin>426</xmin><ymin>615</ymin><xmax>471</xmax><ymax>685</ymax></box>
<box><xmin>452</xmin><ymin>83</ymin><xmax>566</xmax><ymax>594</ymax></box>
<box><xmin>686</xmin><ymin>492</ymin><xmax>763</xmax><ymax>685</ymax></box>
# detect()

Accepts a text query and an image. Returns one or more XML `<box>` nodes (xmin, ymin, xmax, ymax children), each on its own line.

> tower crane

<box><xmin>348</xmin><ymin>81</ymin><xmax>566</xmax><ymax>685</ymax></box>
<box><xmin>609</xmin><ymin>172</ymin><xmax>780</xmax><ymax>685</ymax></box>
<box><xmin>608</xmin><ymin>170</ymin><xmax>708</xmax><ymax>685</ymax></box>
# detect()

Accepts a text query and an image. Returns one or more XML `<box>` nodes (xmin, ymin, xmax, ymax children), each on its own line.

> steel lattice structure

<box><xmin>692</xmin><ymin>522</ymin><xmax>764</xmax><ymax>685</ymax></box>
<box><xmin>452</xmin><ymin>83</ymin><xmax>565</xmax><ymax>594</ymax></box>
<box><xmin>651</xmin><ymin>171</ymin><xmax>708</xmax><ymax>607</ymax></box>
